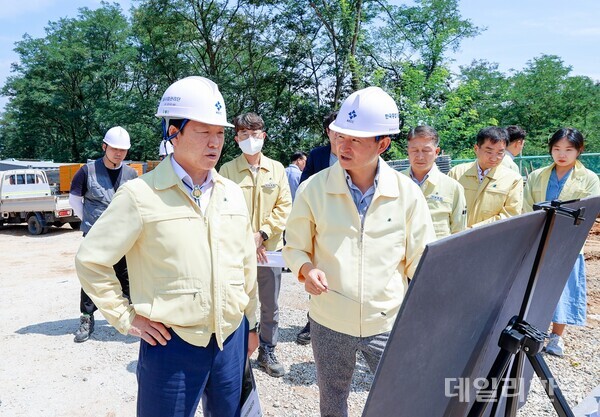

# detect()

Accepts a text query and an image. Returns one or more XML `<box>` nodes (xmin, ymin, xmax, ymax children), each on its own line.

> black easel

<box><xmin>467</xmin><ymin>199</ymin><xmax>586</xmax><ymax>417</ymax></box>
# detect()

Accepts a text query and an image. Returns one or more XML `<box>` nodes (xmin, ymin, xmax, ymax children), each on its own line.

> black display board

<box><xmin>363</xmin><ymin>197</ymin><xmax>600</xmax><ymax>417</ymax></box>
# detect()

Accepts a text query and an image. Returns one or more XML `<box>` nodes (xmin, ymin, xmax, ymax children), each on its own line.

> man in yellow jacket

<box><xmin>75</xmin><ymin>77</ymin><xmax>258</xmax><ymax>417</ymax></box>
<box><xmin>501</xmin><ymin>125</ymin><xmax>526</xmax><ymax>173</ymax></box>
<box><xmin>283</xmin><ymin>87</ymin><xmax>435</xmax><ymax>417</ymax></box>
<box><xmin>448</xmin><ymin>126</ymin><xmax>523</xmax><ymax>228</ymax></box>
<box><xmin>401</xmin><ymin>125</ymin><xmax>466</xmax><ymax>239</ymax></box>
<box><xmin>219</xmin><ymin>113</ymin><xmax>292</xmax><ymax>378</ymax></box>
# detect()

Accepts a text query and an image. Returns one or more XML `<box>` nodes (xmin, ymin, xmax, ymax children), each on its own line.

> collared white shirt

<box><xmin>170</xmin><ymin>156</ymin><xmax>214</xmax><ymax>215</ymax></box>
<box><xmin>476</xmin><ymin>163</ymin><xmax>491</xmax><ymax>184</ymax></box>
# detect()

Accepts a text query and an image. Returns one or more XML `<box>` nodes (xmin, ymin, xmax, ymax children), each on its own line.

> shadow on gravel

<box><xmin>127</xmin><ymin>360</ymin><xmax>138</xmax><ymax>374</ymax></box>
<box><xmin>280</xmin><ymin>361</ymin><xmax>317</xmax><ymax>386</ymax></box>
<box><xmin>278</xmin><ymin>325</ymin><xmax>306</xmax><ymax>343</ymax></box>
<box><xmin>263</xmin><ymin>357</ymin><xmax>374</xmax><ymax>393</ymax></box>
<box><xmin>0</xmin><ymin>224</ymin><xmax>79</xmax><ymax>237</ymax></box>
<box><xmin>16</xmin><ymin>318</ymin><xmax>138</xmax><ymax>344</ymax></box>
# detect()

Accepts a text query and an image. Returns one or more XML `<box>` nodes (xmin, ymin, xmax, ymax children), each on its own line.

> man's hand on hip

<box><xmin>128</xmin><ymin>315</ymin><xmax>171</xmax><ymax>346</ymax></box>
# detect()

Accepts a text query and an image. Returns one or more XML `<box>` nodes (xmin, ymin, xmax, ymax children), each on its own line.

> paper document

<box><xmin>240</xmin><ymin>359</ymin><xmax>263</xmax><ymax>417</ymax></box>
<box><xmin>257</xmin><ymin>251</ymin><xmax>287</xmax><ymax>268</ymax></box>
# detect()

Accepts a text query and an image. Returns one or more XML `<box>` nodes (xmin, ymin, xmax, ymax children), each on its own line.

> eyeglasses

<box><xmin>237</xmin><ymin>130</ymin><xmax>263</xmax><ymax>140</ymax></box>
<box><xmin>483</xmin><ymin>150</ymin><xmax>505</xmax><ymax>158</ymax></box>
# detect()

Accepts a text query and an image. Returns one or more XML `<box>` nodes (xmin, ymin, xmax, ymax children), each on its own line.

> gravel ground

<box><xmin>252</xmin><ymin>231</ymin><xmax>600</xmax><ymax>417</ymax></box>
<box><xmin>0</xmin><ymin>225</ymin><xmax>598</xmax><ymax>417</ymax></box>
<box><xmin>251</xmin><ymin>275</ymin><xmax>600</xmax><ymax>417</ymax></box>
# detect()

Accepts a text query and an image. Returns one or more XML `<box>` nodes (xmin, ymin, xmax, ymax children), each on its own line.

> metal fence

<box><xmin>388</xmin><ymin>155</ymin><xmax>453</xmax><ymax>174</ymax></box>
<box><xmin>388</xmin><ymin>153</ymin><xmax>600</xmax><ymax>176</ymax></box>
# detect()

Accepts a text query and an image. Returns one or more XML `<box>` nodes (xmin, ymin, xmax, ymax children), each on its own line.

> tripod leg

<box><xmin>488</xmin><ymin>371</ymin><xmax>508</xmax><ymax>417</ymax></box>
<box><xmin>467</xmin><ymin>349</ymin><xmax>513</xmax><ymax>417</ymax></box>
<box><xmin>504</xmin><ymin>351</ymin><xmax>525</xmax><ymax>417</ymax></box>
<box><xmin>529</xmin><ymin>353</ymin><xmax>575</xmax><ymax>417</ymax></box>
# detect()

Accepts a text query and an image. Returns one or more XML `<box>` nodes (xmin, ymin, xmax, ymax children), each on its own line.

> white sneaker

<box><xmin>544</xmin><ymin>333</ymin><xmax>564</xmax><ymax>357</ymax></box>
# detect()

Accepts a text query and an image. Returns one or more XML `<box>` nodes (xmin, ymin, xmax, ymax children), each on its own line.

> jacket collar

<box><xmin>152</xmin><ymin>155</ymin><xmax>223</xmax><ymax>191</ymax></box>
<box><xmin>326</xmin><ymin>158</ymin><xmax>399</xmax><ymax>198</ymax></box>
<box><xmin>465</xmin><ymin>161</ymin><xmax>503</xmax><ymax>181</ymax></box>
<box><xmin>542</xmin><ymin>160</ymin><xmax>586</xmax><ymax>176</ymax></box>
<box><xmin>417</xmin><ymin>164</ymin><xmax>441</xmax><ymax>187</ymax></box>
<box><xmin>232</xmin><ymin>153</ymin><xmax>273</xmax><ymax>174</ymax></box>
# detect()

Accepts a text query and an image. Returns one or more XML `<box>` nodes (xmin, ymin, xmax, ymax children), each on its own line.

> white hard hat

<box><xmin>158</xmin><ymin>140</ymin><xmax>174</xmax><ymax>156</ymax></box>
<box><xmin>329</xmin><ymin>87</ymin><xmax>400</xmax><ymax>138</ymax></box>
<box><xmin>103</xmin><ymin>126</ymin><xmax>131</xmax><ymax>150</ymax></box>
<box><xmin>155</xmin><ymin>76</ymin><xmax>234</xmax><ymax>128</ymax></box>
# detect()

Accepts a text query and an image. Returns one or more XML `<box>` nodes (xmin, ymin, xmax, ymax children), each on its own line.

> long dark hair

<box><xmin>548</xmin><ymin>127</ymin><xmax>584</xmax><ymax>154</ymax></box>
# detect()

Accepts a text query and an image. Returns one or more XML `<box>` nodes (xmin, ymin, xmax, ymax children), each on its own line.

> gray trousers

<box><xmin>257</xmin><ymin>266</ymin><xmax>282</xmax><ymax>349</ymax></box>
<box><xmin>310</xmin><ymin>318</ymin><xmax>389</xmax><ymax>417</ymax></box>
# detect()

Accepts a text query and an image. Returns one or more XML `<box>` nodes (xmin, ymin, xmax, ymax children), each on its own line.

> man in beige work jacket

<box><xmin>219</xmin><ymin>112</ymin><xmax>292</xmax><ymax>378</ymax></box>
<box><xmin>283</xmin><ymin>87</ymin><xmax>435</xmax><ymax>417</ymax></box>
<box><xmin>401</xmin><ymin>125</ymin><xmax>467</xmax><ymax>239</ymax></box>
<box><xmin>76</xmin><ymin>77</ymin><xmax>258</xmax><ymax>417</ymax></box>
<box><xmin>448</xmin><ymin>126</ymin><xmax>523</xmax><ymax>227</ymax></box>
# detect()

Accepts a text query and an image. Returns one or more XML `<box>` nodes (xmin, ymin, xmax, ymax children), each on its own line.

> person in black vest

<box><xmin>68</xmin><ymin>126</ymin><xmax>138</xmax><ymax>343</ymax></box>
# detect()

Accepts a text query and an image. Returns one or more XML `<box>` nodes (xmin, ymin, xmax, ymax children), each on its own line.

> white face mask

<box><xmin>238</xmin><ymin>136</ymin><xmax>264</xmax><ymax>155</ymax></box>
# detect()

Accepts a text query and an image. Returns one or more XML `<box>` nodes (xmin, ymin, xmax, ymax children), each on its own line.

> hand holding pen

<box><xmin>300</xmin><ymin>262</ymin><xmax>358</xmax><ymax>303</ymax></box>
<box><xmin>302</xmin><ymin>263</ymin><xmax>329</xmax><ymax>296</ymax></box>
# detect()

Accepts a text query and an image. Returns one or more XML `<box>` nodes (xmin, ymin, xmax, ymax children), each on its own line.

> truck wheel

<box><xmin>27</xmin><ymin>216</ymin><xmax>48</xmax><ymax>235</ymax></box>
<box><xmin>69</xmin><ymin>221</ymin><xmax>81</xmax><ymax>230</ymax></box>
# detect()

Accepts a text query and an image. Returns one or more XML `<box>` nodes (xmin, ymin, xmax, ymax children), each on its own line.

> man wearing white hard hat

<box><xmin>283</xmin><ymin>87</ymin><xmax>436</xmax><ymax>417</ymax></box>
<box><xmin>75</xmin><ymin>77</ymin><xmax>258</xmax><ymax>417</ymax></box>
<box><xmin>69</xmin><ymin>126</ymin><xmax>138</xmax><ymax>343</ymax></box>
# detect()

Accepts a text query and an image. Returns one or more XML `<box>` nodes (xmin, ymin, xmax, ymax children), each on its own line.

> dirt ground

<box><xmin>0</xmin><ymin>221</ymin><xmax>599</xmax><ymax>417</ymax></box>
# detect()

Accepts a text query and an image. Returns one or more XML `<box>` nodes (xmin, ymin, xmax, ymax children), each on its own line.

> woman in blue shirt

<box><xmin>523</xmin><ymin>127</ymin><xmax>600</xmax><ymax>356</ymax></box>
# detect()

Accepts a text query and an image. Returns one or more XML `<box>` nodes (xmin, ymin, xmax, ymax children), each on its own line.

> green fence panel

<box><xmin>451</xmin><ymin>153</ymin><xmax>600</xmax><ymax>176</ymax></box>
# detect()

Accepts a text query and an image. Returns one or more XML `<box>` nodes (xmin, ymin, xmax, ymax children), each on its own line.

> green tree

<box><xmin>365</xmin><ymin>0</ymin><xmax>481</xmax><ymax>157</ymax></box>
<box><xmin>1</xmin><ymin>3</ymin><xmax>135</xmax><ymax>162</ymax></box>
<box><xmin>3</xmin><ymin>0</ymin><xmax>595</xmax><ymax>167</ymax></box>
<box><xmin>499</xmin><ymin>55</ymin><xmax>600</xmax><ymax>154</ymax></box>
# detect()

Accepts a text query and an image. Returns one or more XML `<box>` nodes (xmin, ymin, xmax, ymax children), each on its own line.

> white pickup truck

<box><xmin>0</xmin><ymin>169</ymin><xmax>81</xmax><ymax>235</ymax></box>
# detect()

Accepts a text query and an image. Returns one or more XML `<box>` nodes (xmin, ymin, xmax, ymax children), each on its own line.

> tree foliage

<box><xmin>0</xmin><ymin>0</ymin><xmax>598</xmax><ymax>165</ymax></box>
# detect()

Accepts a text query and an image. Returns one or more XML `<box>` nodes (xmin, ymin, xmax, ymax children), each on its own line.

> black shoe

<box><xmin>257</xmin><ymin>347</ymin><xmax>285</xmax><ymax>378</ymax></box>
<box><xmin>74</xmin><ymin>314</ymin><xmax>95</xmax><ymax>343</ymax></box>
<box><xmin>296</xmin><ymin>321</ymin><xmax>311</xmax><ymax>345</ymax></box>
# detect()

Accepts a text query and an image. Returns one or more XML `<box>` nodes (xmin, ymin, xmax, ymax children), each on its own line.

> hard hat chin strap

<box><xmin>103</xmin><ymin>154</ymin><xmax>122</xmax><ymax>169</ymax></box>
<box><xmin>375</xmin><ymin>135</ymin><xmax>396</xmax><ymax>152</ymax></box>
<box><xmin>162</xmin><ymin>118</ymin><xmax>189</xmax><ymax>141</ymax></box>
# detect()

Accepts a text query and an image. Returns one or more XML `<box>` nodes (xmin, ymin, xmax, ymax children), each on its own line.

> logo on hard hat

<box><xmin>346</xmin><ymin>110</ymin><xmax>357</xmax><ymax>124</ymax></box>
<box><xmin>215</xmin><ymin>101</ymin><xmax>223</xmax><ymax>113</ymax></box>
<box><xmin>384</xmin><ymin>112</ymin><xmax>399</xmax><ymax>119</ymax></box>
<box><xmin>161</xmin><ymin>96</ymin><xmax>181</xmax><ymax>105</ymax></box>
